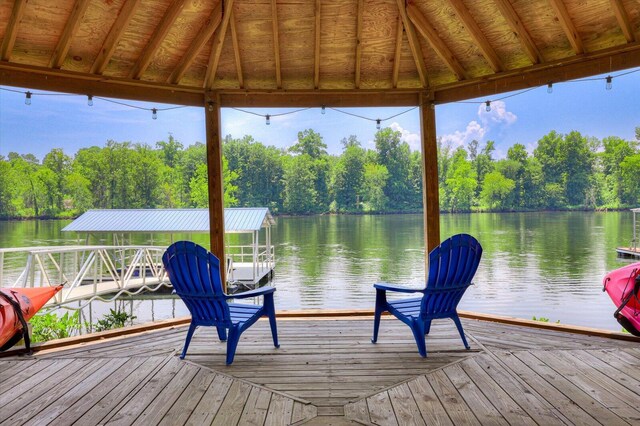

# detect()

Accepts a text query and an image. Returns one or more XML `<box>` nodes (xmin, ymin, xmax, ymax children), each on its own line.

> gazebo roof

<box><xmin>1</xmin><ymin>0</ymin><xmax>639</xmax><ymax>106</ymax></box>
<box><xmin>62</xmin><ymin>208</ymin><xmax>275</xmax><ymax>233</ymax></box>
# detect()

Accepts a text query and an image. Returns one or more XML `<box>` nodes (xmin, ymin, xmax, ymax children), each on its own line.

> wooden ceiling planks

<box><xmin>0</xmin><ymin>0</ymin><xmax>638</xmax><ymax>104</ymax></box>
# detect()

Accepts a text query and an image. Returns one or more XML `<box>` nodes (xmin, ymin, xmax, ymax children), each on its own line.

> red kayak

<box><xmin>0</xmin><ymin>286</ymin><xmax>63</xmax><ymax>352</ymax></box>
<box><xmin>603</xmin><ymin>262</ymin><xmax>640</xmax><ymax>336</ymax></box>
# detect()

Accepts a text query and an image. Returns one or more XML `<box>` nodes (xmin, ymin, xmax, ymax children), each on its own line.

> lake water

<box><xmin>0</xmin><ymin>211</ymin><xmax>636</xmax><ymax>332</ymax></box>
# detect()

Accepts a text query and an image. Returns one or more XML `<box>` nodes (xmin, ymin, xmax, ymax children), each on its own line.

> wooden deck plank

<box><xmin>157</xmin><ymin>371</ymin><xmax>216</xmax><ymax>426</ymax></box>
<box><xmin>511</xmin><ymin>351</ymin><xmax>627</xmax><ymax>426</ymax></box>
<box><xmin>427</xmin><ymin>370</ymin><xmax>481</xmax><ymax>425</ymax></box>
<box><xmin>588</xmin><ymin>349</ymin><xmax>640</xmax><ymax>384</ymax></box>
<box><xmin>562</xmin><ymin>350</ymin><xmax>640</xmax><ymax>397</ymax></box>
<box><xmin>471</xmin><ymin>355</ymin><xmax>566</xmax><ymax>425</ymax></box>
<box><xmin>0</xmin><ymin>359</ymin><xmax>58</xmax><ymax>393</ymax></box>
<box><xmin>210</xmin><ymin>380</ymin><xmax>252</xmax><ymax>426</ymax></box>
<box><xmin>343</xmin><ymin>399</ymin><xmax>371</xmax><ymax>424</ymax></box>
<box><xmin>0</xmin><ymin>358</ymin><xmax>88</xmax><ymax>418</ymax></box>
<box><xmin>367</xmin><ymin>391</ymin><xmax>398</xmax><ymax>426</ymax></box>
<box><xmin>51</xmin><ymin>357</ymin><xmax>149</xmax><ymax>426</ymax></box>
<box><xmin>238</xmin><ymin>386</ymin><xmax>272</xmax><ymax>425</ymax></box>
<box><xmin>458</xmin><ymin>357</ymin><xmax>537</xmax><ymax>426</ymax></box>
<box><xmin>264</xmin><ymin>393</ymin><xmax>295</xmax><ymax>426</ymax></box>
<box><xmin>185</xmin><ymin>374</ymin><xmax>234</xmax><ymax>426</ymax></box>
<box><xmin>388</xmin><ymin>383</ymin><xmax>426</xmax><ymax>426</ymax></box>
<box><xmin>537</xmin><ymin>350</ymin><xmax>640</xmax><ymax>423</ymax></box>
<box><xmin>77</xmin><ymin>356</ymin><xmax>171</xmax><ymax>425</ymax></box>
<box><xmin>21</xmin><ymin>358</ymin><xmax>128</xmax><ymax>426</ymax></box>
<box><xmin>406</xmin><ymin>375</ymin><xmax>453</xmax><ymax>426</ymax></box>
<box><xmin>132</xmin><ymin>362</ymin><xmax>200</xmax><ymax>425</ymax></box>
<box><xmin>291</xmin><ymin>401</ymin><xmax>317</xmax><ymax>424</ymax></box>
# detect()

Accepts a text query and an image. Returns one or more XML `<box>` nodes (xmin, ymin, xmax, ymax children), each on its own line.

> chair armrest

<box><xmin>228</xmin><ymin>286</ymin><xmax>276</xmax><ymax>299</ymax></box>
<box><xmin>374</xmin><ymin>282</ymin><xmax>423</xmax><ymax>294</ymax></box>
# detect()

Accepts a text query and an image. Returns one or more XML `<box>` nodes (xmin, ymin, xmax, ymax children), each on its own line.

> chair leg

<box><xmin>216</xmin><ymin>326</ymin><xmax>227</xmax><ymax>342</ymax></box>
<box><xmin>372</xmin><ymin>289</ymin><xmax>386</xmax><ymax>343</ymax></box>
<box><xmin>410</xmin><ymin>319</ymin><xmax>427</xmax><ymax>357</ymax></box>
<box><xmin>181</xmin><ymin>322</ymin><xmax>197</xmax><ymax>359</ymax></box>
<box><xmin>264</xmin><ymin>295</ymin><xmax>280</xmax><ymax>348</ymax></box>
<box><xmin>452</xmin><ymin>315</ymin><xmax>470</xmax><ymax>349</ymax></box>
<box><xmin>424</xmin><ymin>319</ymin><xmax>432</xmax><ymax>335</ymax></box>
<box><xmin>226</xmin><ymin>326</ymin><xmax>241</xmax><ymax>365</ymax></box>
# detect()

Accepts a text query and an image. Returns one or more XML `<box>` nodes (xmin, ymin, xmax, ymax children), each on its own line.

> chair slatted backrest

<box><xmin>421</xmin><ymin>234</ymin><xmax>483</xmax><ymax>316</ymax></box>
<box><xmin>162</xmin><ymin>241</ymin><xmax>232</xmax><ymax>327</ymax></box>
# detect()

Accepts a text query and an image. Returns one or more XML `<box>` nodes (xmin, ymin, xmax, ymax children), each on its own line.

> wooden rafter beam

<box><xmin>355</xmin><ymin>0</ymin><xmax>363</xmax><ymax>88</ymax></box>
<box><xmin>493</xmin><ymin>0</ymin><xmax>543</xmax><ymax>65</ymax></box>
<box><xmin>447</xmin><ymin>0</ymin><xmax>503</xmax><ymax>72</ymax></box>
<box><xmin>0</xmin><ymin>62</ymin><xmax>204</xmax><ymax>106</ymax></box>
<box><xmin>91</xmin><ymin>0</ymin><xmax>142</xmax><ymax>75</ymax></box>
<box><xmin>547</xmin><ymin>0</ymin><xmax>584</xmax><ymax>54</ymax></box>
<box><xmin>395</xmin><ymin>0</ymin><xmax>427</xmax><ymax>87</ymax></box>
<box><xmin>129</xmin><ymin>0</ymin><xmax>186</xmax><ymax>80</ymax></box>
<box><xmin>392</xmin><ymin>15</ymin><xmax>403</xmax><ymax>88</ymax></box>
<box><xmin>406</xmin><ymin>2</ymin><xmax>467</xmax><ymax>81</ymax></box>
<box><xmin>434</xmin><ymin>42</ymin><xmax>640</xmax><ymax>103</ymax></box>
<box><xmin>169</xmin><ymin>3</ymin><xmax>222</xmax><ymax>84</ymax></box>
<box><xmin>271</xmin><ymin>0</ymin><xmax>282</xmax><ymax>89</ymax></box>
<box><xmin>1</xmin><ymin>0</ymin><xmax>27</xmax><ymax>62</ymax></box>
<box><xmin>204</xmin><ymin>0</ymin><xmax>234</xmax><ymax>89</ymax></box>
<box><xmin>610</xmin><ymin>0</ymin><xmax>636</xmax><ymax>43</ymax></box>
<box><xmin>49</xmin><ymin>0</ymin><xmax>91</xmax><ymax>69</ymax></box>
<box><xmin>314</xmin><ymin>0</ymin><xmax>321</xmax><ymax>89</ymax></box>
<box><xmin>229</xmin><ymin>11</ymin><xmax>244</xmax><ymax>89</ymax></box>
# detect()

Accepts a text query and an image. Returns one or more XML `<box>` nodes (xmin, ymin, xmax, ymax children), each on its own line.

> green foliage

<box><xmin>532</xmin><ymin>316</ymin><xmax>560</xmax><ymax>324</ymax></box>
<box><xmin>1</xmin><ymin>127</ymin><xmax>638</xmax><ymax>218</ymax></box>
<box><xmin>92</xmin><ymin>309</ymin><xmax>137</xmax><ymax>332</ymax></box>
<box><xmin>30</xmin><ymin>311</ymin><xmax>81</xmax><ymax>343</ymax></box>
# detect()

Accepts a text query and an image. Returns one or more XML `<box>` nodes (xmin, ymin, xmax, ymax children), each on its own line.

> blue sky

<box><xmin>1</xmin><ymin>69</ymin><xmax>638</xmax><ymax>161</ymax></box>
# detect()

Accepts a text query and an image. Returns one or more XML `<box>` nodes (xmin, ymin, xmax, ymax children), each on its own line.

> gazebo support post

<box><xmin>419</xmin><ymin>92</ymin><xmax>441</xmax><ymax>275</ymax></box>
<box><xmin>205</xmin><ymin>92</ymin><xmax>227</xmax><ymax>288</ymax></box>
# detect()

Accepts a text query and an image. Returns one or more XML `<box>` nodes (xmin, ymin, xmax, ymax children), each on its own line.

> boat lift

<box><xmin>616</xmin><ymin>208</ymin><xmax>640</xmax><ymax>259</ymax></box>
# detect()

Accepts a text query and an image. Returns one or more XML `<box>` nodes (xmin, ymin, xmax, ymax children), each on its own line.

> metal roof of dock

<box><xmin>62</xmin><ymin>208</ymin><xmax>275</xmax><ymax>234</ymax></box>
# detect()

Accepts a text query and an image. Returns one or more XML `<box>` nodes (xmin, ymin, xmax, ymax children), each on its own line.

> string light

<box><xmin>2</xmin><ymin>67</ymin><xmax>637</xmax><ymax>124</ymax></box>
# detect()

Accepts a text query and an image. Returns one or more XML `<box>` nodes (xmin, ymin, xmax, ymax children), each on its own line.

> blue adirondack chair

<box><xmin>162</xmin><ymin>241</ymin><xmax>279</xmax><ymax>364</ymax></box>
<box><xmin>372</xmin><ymin>234</ymin><xmax>482</xmax><ymax>357</ymax></box>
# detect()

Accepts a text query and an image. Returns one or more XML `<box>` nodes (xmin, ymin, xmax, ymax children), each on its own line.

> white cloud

<box><xmin>440</xmin><ymin>120</ymin><xmax>486</xmax><ymax>148</ymax></box>
<box><xmin>389</xmin><ymin>122</ymin><xmax>421</xmax><ymax>151</ymax></box>
<box><xmin>440</xmin><ymin>100</ymin><xmax>517</xmax><ymax>149</ymax></box>
<box><xmin>478</xmin><ymin>100</ymin><xmax>517</xmax><ymax>125</ymax></box>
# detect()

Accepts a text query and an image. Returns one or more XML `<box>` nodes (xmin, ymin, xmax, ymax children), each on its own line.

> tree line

<box><xmin>0</xmin><ymin>126</ymin><xmax>638</xmax><ymax>219</ymax></box>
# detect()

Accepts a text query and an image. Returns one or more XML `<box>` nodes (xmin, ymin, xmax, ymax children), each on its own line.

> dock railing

<box><xmin>226</xmin><ymin>244</ymin><xmax>275</xmax><ymax>282</ymax></box>
<box><xmin>0</xmin><ymin>245</ymin><xmax>170</xmax><ymax>306</ymax></box>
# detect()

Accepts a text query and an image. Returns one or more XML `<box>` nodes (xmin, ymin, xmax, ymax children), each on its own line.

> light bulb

<box><xmin>321</xmin><ymin>105</ymin><xmax>325</xmax><ymax>115</ymax></box>
<box><xmin>485</xmin><ymin>101</ymin><xmax>491</xmax><ymax>112</ymax></box>
<box><xmin>208</xmin><ymin>101</ymin><xmax>214</xmax><ymax>112</ymax></box>
<box><xmin>606</xmin><ymin>76</ymin><xmax>612</xmax><ymax>90</ymax></box>
<box><xmin>376</xmin><ymin>119</ymin><xmax>381</xmax><ymax>130</ymax></box>
<box><xmin>152</xmin><ymin>108</ymin><xmax>157</xmax><ymax>120</ymax></box>
<box><xmin>547</xmin><ymin>82</ymin><xmax>553</xmax><ymax>94</ymax></box>
<box><xmin>25</xmin><ymin>91</ymin><xmax>32</xmax><ymax>105</ymax></box>
<box><xmin>266</xmin><ymin>114</ymin><xmax>271</xmax><ymax>125</ymax></box>
<box><xmin>87</xmin><ymin>95</ymin><xmax>93</xmax><ymax>106</ymax></box>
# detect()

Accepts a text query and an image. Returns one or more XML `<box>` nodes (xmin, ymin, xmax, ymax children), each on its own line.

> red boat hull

<box><xmin>0</xmin><ymin>286</ymin><xmax>63</xmax><ymax>350</ymax></box>
<box><xmin>603</xmin><ymin>262</ymin><xmax>640</xmax><ymax>336</ymax></box>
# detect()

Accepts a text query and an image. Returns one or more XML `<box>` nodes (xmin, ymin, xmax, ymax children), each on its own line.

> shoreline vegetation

<box><xmin>1</xmin><ymin>127</ymin><xmax>638</xmax><ymax>220</ymax></box>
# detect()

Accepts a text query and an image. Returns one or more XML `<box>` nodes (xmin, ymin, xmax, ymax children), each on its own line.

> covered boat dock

<box><xmin>63</xmin><ymin>208</ymin><xmax>276</xmax><ymax>285</ymax></box>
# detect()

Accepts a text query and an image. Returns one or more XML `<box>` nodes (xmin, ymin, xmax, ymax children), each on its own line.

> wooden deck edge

<box><xmin>457</xmin><ymin>310</ymin><xmax>640</xmax><ymax>342</ymax></box>
<box><xmin>3</xmin><ymin>309</ymin><xmax>638</xmax><ymax>358</ymax></box>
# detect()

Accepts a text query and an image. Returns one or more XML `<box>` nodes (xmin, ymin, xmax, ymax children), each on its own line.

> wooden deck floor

<box><xmin>1</xmin><ymin>316</ymin><xmax>639</xmax><ymax>425</ymax></box>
